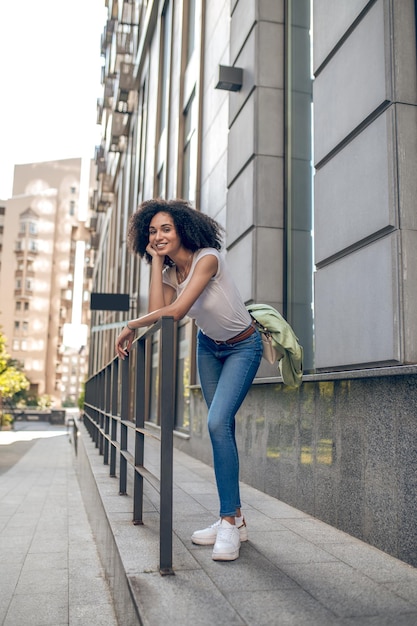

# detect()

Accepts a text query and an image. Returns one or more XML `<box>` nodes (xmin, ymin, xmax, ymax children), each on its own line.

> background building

<box><xmin>87</xmin><ymin>0</ymin><xmax>417</xmax><ymax>567</ymax></box>
<box><xmin>0</xmin><ymin>158</ymin><xmax>93</xmax><ymax>407</ymax></box>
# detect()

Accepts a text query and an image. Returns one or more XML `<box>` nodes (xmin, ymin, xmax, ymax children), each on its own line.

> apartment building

<box><xmin>87</xmin><ymin>0</ymin><xmax>417</xmax><ymax>566</ymax></box>
<box><xmin>0</xmin><ymin>158</ymin><xmax>93</xmax><ymax>407</ymax></box>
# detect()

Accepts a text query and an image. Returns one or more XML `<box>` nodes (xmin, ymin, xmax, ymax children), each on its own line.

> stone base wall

<box><xmin>176</xmin><ymin>371</ymin><xmax>417</xmax><ymax>567</ymax></box>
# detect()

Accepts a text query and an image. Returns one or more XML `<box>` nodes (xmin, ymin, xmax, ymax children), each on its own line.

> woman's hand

<box><xmin>146</xmin><ymin>243</ymin><xmax>162</xmax><ymax>261</ymax></box>
<box><xmin>115</xmin><ymin>326</ymin><xmax>135</xmax><ymax>359</ymax></box>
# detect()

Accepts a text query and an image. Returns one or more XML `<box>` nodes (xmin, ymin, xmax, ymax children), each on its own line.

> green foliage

<box><xmin>62</xmin><ymin>398</ymin><xmax>76</xmax><ymax>408</ymax></box>
<box><xmin>37</xmin><ymin>394</ymin><xmax>52</xmax><ymax>409</ymax></box>
<box><xmin>0</xmin><ymin>330</ymin><xmax>31</xmax><ymax>406</ymax></box>
<box><xmin>0</xmin><ymin>413</ymin><xmax>13</xmax><ymax>427</ymax></box>
<box><xmin>77</xmin><ymin>386</ymin><xmax>85</xmax><ymax>411</ymax></box>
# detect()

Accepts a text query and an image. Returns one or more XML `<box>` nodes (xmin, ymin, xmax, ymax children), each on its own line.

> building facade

<box><xmin>88</xmin><ymin>0</ymin><xmax>417</xmax><ymax>566</ymax></box>
<box><xmin>0</xmin><ymin>158</ymin><xmax>93</xmax><ymax>407</ymax></box>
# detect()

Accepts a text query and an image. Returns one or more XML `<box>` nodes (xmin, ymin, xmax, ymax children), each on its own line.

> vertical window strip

<box><xmin>284</xmin><ymin>0</ymin><xmax>314</xmax><ymax>370</ymax></box>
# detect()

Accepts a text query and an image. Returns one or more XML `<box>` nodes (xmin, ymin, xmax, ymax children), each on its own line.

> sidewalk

<box><xmin>78</xmin><ymin>421</ymin><xmax>417</xmax><ymax>626</ymax></box>
<box><xmin>0</xmin><ymin>421</ymin><xmax>118</xmax><ymax>626</ymax></box>
<box><xmin>2</xmin><ymin>422</ymin><xmax>417</xmax><ymax>626</ymax></box>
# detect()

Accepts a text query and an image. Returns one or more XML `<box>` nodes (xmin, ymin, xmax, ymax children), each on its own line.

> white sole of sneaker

<box><xmin>191</xmin><ymin>536</ymin><xmax>216</xmax><ymax>546</ymax></box>
<box><xmin>212</xmin><ymin>550</ymin><xmax>240</xmax><ymax>561</ymax></box>
<box><xmin>191</xmin><ymin>523</ymin><xmax>248</xmax><ymax>546</ymax></box>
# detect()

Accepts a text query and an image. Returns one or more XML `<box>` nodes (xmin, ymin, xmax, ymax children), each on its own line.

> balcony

<box><xmin>116</xmin><ymin>24</ymin><xmax>134</xmax><ymax>55</ymax></box>
<box><xmin>111</xmin><ymin>111</ymin><xmax>130</xmax><ymax>137</ymax></box>
<box><xmin>90</xmin><ymin>234</ymin><xmax>100</xmax><ymax>250</ymax></box>
<box><xmin>103</xmin><ymin>74</ymin><xmax>117</xmax><ymax>109</ymax></box>
<box><xmin>100</xmin><ymin>174</ymin><xmax>113</xmax><ymax>194</ymax></box>
<box><xmin>95</xmin><ymin>144</ymin><xmax>107</xmax><ymax>175</ymax></box>
<box><xmin>108</xmin><ymin>111</ymin><xmax>130</xmax><ymax>152</ymax></box>
<box><xmin>88</xmin><ymin>217</ymin><xmax>98</xmax><ymax>232</ymax></box>
<box><xmin>101</xmin><ymin>18</ymin><xmax>116</xmax><ymax>55</ymax></box>
<box><xmin>97</xmin><ymin>98</ymin><xmax>104</xmax><ymax>124</ymax></box>
<box><xmin>114</xmin><ymin>62</ymin><xmax>137</xmax><ymax>113</ymax></box>
<box><xmin>120</xmin><ymin>0</ymin><xmax>138</xmax><ymax>26</ymax></box>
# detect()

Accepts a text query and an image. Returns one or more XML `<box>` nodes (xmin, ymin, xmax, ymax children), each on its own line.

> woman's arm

<box><xmin>146</xmin><ymin>244</ymin><xmax>176</xmax><ymax>311</ymax></box>
<box><xmin>115</xmin><ymin>254</ymin><xmax>218</xmax><ymax>359</ymax></box>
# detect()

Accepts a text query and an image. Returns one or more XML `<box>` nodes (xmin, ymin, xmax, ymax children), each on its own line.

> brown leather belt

<box><xmin>214</xmin><ymin>322</ymin><xmax>256</xmax><ymax>345</ymax></box>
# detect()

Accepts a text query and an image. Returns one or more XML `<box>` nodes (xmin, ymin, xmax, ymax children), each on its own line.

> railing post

<box><xmin>159</xmin><ymin>316</ymin><xmax>175</xmax><ymax>575</ymax></box>
<box><xmin>98</xmin><ymin>370</ymin><xmax>105</xmax><ymax>456</ymax></box>
<box><xmin>103</xmin><ymin>365</ymin><xmax>111</xmax><ymax>465</ymax></box>
<box><xmin>133</xmin><ymin>332</ymin><xmax>146</xmax><ymax>525</ymax></box>
<box><xmin>119</xmin><ymin>355</ymin><xmax>129</xmax><ymax>495</ymax></box>
<box><xmin>110</xmin><ymin>359</ymin><xmax>118</xmax><ymax>477</ymax></box>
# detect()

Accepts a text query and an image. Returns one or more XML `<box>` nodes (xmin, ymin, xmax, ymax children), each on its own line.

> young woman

<box><xmin>115</xmin><ymin>199</ymin><xmax>263</xmax><ymax>561</ymax></box>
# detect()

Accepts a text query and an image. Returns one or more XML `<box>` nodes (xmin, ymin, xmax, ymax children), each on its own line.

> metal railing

<box><xmin>82</xmin><ymin>317</ymin><xmax>175</xmax><ymax>575</ymax></box>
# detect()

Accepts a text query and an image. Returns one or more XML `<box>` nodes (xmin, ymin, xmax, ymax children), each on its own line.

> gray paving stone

<box><xmin>5</xmin><ymin>419</ymin><xmax>417</xmax><ymax>626</ymax></box>
<box><xmin>228</xmin><ymin>588</ymin><xmax>338</xmax><ymax>626</ymax></box>
<box><xmin>3</xmin><ymin>592</ymin><xmax>68</xmax><ymax>626</ymax></box>
<box><xmin>0</xmin><ymin>424</ymin><xmax>118</xmax><ymax>626</ymax></box>
<box><xmin>281</xmin><ymin>561</ymin><xmax>417</xmax><ymax>618</ymax></box>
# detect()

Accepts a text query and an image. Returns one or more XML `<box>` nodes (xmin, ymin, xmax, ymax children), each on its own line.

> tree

<box><xmin>0</xmin><ymin>330</ymin><xmax>30</xmax><ymax>424</ymax></box>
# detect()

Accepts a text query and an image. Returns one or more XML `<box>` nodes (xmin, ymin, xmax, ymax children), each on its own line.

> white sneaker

<box><xmin>191</xmin><ymin>516</ymin><xmax>248</xmax><ymax>545</ymax></box>
<box><xmin>212</xmin><ymin>519</ymin><xmax>241</xmax><ymax>561</ymax></box>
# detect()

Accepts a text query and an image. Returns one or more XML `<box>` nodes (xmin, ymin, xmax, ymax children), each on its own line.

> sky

<box><xmin>0</xmin><ymin>0</ymin><xmax>107</xmax><ymax>199</ymax></box>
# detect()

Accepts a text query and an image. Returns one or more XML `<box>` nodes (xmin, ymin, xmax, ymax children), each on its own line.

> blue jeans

<box><xmin>197</xmin><ymin>328</ymin><xmax>263</xmax><ymax>517</ymax></box>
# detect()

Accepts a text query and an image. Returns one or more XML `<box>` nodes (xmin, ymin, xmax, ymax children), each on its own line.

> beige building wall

<box><xmin>0</xmin><ymin>158</ymin><xmax>92</xmax><ymax>406</ymax></box>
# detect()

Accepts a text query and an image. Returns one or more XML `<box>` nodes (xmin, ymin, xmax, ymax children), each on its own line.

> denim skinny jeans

<box><xmin>197</xmin><ymin>328</ymin><xmax>263</xmax><ymax>517</ymax></box>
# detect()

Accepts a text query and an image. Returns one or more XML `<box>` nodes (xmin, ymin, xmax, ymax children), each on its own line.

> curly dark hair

<box><xmin>127</xmin><ymin>198</ymin><xmax>224</xmax><ymax>265</ymax></box>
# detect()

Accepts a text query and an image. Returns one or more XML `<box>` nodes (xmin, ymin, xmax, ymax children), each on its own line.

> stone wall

<box><xmin>178</xmin><ymin>369</ymin><xmax>417</xmax><ymax>567</ymax></box>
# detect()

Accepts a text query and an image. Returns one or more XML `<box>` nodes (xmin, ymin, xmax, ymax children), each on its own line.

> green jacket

<box><xmin>247</xmin><ymin>303</ymin><xmax>303</xmax><ymax>387</ymax></box>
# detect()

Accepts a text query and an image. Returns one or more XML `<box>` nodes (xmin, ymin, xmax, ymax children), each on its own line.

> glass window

<box><xmin>149</xmin><ymin>336</ymin><xmax>160</xmax><ymax>424</ymax></box>
<box><xmin>158</xmin><ymin>0</ymin><xmax>171</xmax><ymax>138</ymax></box>
<box><xmin>186</xmin><ymin>0</ymin><xmax>196</xmax><ymax>64</ymax></box>
<box><xmin>29</xmin><ymin>222</ymin><xmax>37</xmax><ymax>235</ymax></box>
<box><xmin>182</xmin><ymin>91</ymin><xmax>197</xmax><ymax>202</ymax></box>
<box><xmin>285</xmin><ymin>0</ymin><xmax>314</xmax><ymax>370</ymax></box>
<box><xmin>175</xmin><ymin>323</ymin><xmax>191</xmax><ymax>431</ymax></box>
<box><xmin>157</xmin><ymin>166</ymin><xmax>164</xmax><ymax>198</ymax></box>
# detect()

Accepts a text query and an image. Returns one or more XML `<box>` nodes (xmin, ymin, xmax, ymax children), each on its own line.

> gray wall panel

<box><xmin>230</xmin><ymin>0</ymin><xmax>256</xmax><ymax>63</ymax></box>
<box><xmin>256</xmin><ymin>87</ymin><xmax>284</xmax><ymax>156</ymax></box>
<box><xmin>227</xmin><ymin>155</ymin><xmax>283</xmax><ymax>245</ymax></box>
<box><xmin>313</xmin><ymin>0</ymin><xmax>369</xmax><ymax>70</ymax></box>
<box><xmin>314</xmin><ymin>0</ymin><xmax>389</xmax><ymax>164</ymax></box>
<box><xmin>397</xmin><ymin>104</ymin><xmax>417</xmax><ymax>230</ymax></box>
<box><xmin>227</xmin><ymin>231</ymin><xmax>254</xmax><ymax>302</ymax></box>
<box><xmin>228</xmin><ymin>92</ymin><xmax>255</xmax><ymax>184</ymax></box>
<box><xmin>314</xmin><ymin>109</ymin><xmax>396</xmax><ymax>264</ymax></box>
<box><xmin>402</xmin><ymin>230</ymin><xmax>417</xmax><ymax>363</ymax></box>
<box><xmin>314</xmin><ymin>235</ymin><xmax>401</xmax><ymax>368</ymax></box>
<box><xmin>254</xmin><ymin>226</ymin><xmax>283</xmax><ymax>303</ymax></box>
<box><xmin>227</xmin><ymin>160</ymin><xmax>255</xmax><ymax>243</ymax></box>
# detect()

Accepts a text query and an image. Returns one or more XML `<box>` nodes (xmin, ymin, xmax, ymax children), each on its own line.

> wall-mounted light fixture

<box><xmin>215</xmin><ymin>65</ymin><xmax>243</xmax><ymax>92</ymax></box>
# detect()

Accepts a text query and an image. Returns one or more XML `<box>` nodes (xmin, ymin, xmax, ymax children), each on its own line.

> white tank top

<box><xmin>162</xmin><ymin>248</ymin><xmax>252</xmax><ymax>341</ymax></box>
